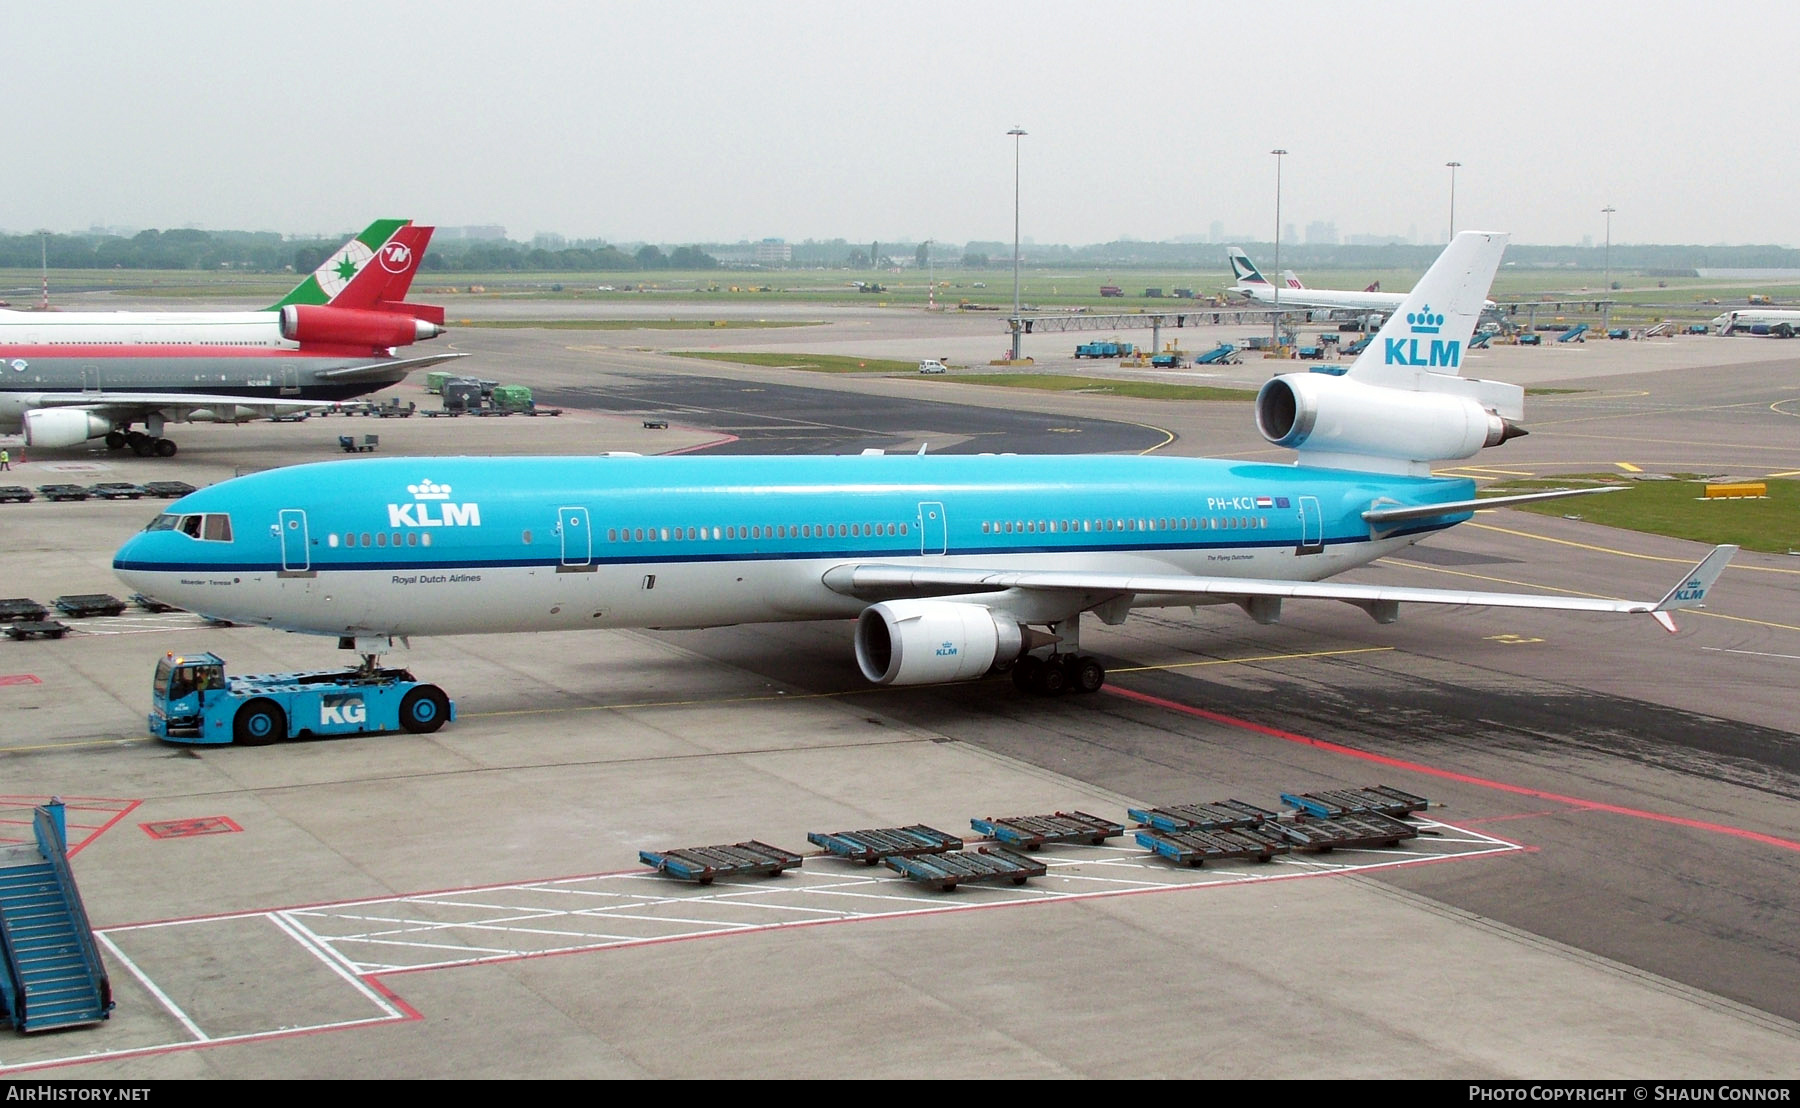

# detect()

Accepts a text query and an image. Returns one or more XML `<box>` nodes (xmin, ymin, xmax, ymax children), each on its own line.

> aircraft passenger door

<box><xmin>917</xmin><ymin>502</ymin><xmax>947</xmax><ymax>556</ymax></box>
<box><xmin>280</xmin><ymin>364</ymin><xmax>300</xmax><ymax>395</ymax></box>
<box><xmin>1296</xmin><ymin>495</ymin><xmax>1324</xmax><ymax>556</ymax></box>
<box><xmin>558</xmin><ymin>507</ymin><xmax>591</xmax><ymax>567</ymax></box>
<box><xmin>278</xmin><ymin>509</ymin><xmax>311</xmax><ymax>573</ymax></box>
<box><xmin>81</xmin><ymin>366</ymin><xmax>99</xmax><ymax>392</ymax></box>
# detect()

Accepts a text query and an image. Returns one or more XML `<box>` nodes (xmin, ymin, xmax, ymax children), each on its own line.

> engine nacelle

<box><xmin>279</xmin><ymin>304</ymin><xmax>444</xmax><ymax>348</ymax></box>
<box><xmin>23</xmin><ymin>408</ymin><xmax>113</xmax><ymax>448</ymax></box>
<box><xmin>1256</xmin><ymin>373</ymin><xmax>1519</xmax><ymax>464</ymax></box>
<box><xmin>854</xmin><ymin>600</ymin><xmax>1026</xmax><ymax>686</ymax></box>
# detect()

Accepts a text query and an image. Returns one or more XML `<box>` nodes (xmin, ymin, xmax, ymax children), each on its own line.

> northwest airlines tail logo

<box><xmin>1383</xmin><ymin>303</ymin><xmax>1461</xmax><ymax>368</ymax></box>
<box><xmin>388</xmin><ymin>478</ymin><xmax>480</xmax><ymax>527</ymax></box>
<box><xmin>379</xmin><ymin>241</ymin><xmax>413</xmax><ymax>274</ymax></box>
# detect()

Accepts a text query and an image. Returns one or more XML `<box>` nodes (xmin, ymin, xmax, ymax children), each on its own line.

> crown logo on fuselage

<box><xmin>389</xmin><ymin>478</ymin><xmax>478</xmax><ymax>528</ymax></box>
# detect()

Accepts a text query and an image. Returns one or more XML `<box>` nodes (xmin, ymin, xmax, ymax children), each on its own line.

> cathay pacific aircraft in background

<box><xmin>0</xmin><ymin>219</ymin><xmax>466</xmax><ymax>457</ymax></box>
<box><xmin>1229</xmin><ymin>247</ymin><xmax>1496</xmax><ymax>316</ymax></box>
<box><xmin>114</xmin><ymin>232</ymin><xmax>1734</xmax><ymax>711</ymax></box>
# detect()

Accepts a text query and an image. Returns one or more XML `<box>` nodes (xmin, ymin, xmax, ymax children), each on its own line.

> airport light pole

<box><xmin>924</xmin><ymin>239</ymin><xmax>935</xmax><ymax>311</ymax></box>
<box><xmin>1271</xmin><ymin>148</ymin><xmax>1286</xmax><ymax>350</ymax></box>
<box><xmin>1008</xmin><ymin>126</ymin><xmax>1027</xmax><ymax>361</ymax></box>
<box><xmin>1602</xmin><ymin>205</ymin><xmax>1616</xmax><ymax>293</ymax></box>
<box><xmin>1445</xmin><ymin>161</ymin><xmax>1461</xmax><ymax>240</ymax></box>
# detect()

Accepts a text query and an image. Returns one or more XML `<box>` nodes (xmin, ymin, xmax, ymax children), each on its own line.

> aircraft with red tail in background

<box><xmin>0</xmin><ymin>219</ymin><xmax>466</xmax><ymax>457</ymax></box>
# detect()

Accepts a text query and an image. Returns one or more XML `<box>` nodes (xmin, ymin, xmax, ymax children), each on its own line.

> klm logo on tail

<box><xmin>1384</xmin><ymin>305</ymin><xmax>1461</xmax><ymax>369</ymax></box>
<box><xmin>1674</xmin><ymin>577</ymin><xmax>1709</xmax><ymax>603</ymax></box>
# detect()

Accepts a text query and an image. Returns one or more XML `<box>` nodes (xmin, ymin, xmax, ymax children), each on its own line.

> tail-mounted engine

<box><xmin>1255</xmin><ymin>372</ymin><xmax>1525</xmax><ymax>467</ymax></box>
<box><xmin>279</xmin><ymin>304</ymin><xmax>445</xmax><ymax>349</ymax></box>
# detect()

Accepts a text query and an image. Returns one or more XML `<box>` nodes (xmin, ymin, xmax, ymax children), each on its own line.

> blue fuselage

<box><xmin>113</xmin><ymin>454</ymin><xmax>1475</xmax><ymax>638</ymax></box>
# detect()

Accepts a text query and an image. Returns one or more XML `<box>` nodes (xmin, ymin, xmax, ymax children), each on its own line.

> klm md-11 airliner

<box><xmin>114</xmin><ymin>232</ymin><xmax>1735</xmax><ymax>708</ymax></box>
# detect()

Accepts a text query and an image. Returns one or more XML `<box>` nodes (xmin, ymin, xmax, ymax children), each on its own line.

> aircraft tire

<box><xmin>1065</xmin><ymin>655</ymin><xmax>1106</xmax><ymax>694</ymax></box>
<box><xmin>233</xmin><ymin>699</ymin><xmax>285</xmax><ymax>746</ymax></box>
<box><xmin>130</xmin><ymin>436</ymin><xmax>154</xmax><ymax>457</ymax></box>
<box><xmin>1031</xmin><ymin>659</ymin><xmax>1068</xmax><ymax>696</ymax></box>
<box><xmin>1011</xmin><ymin>655</ymin><xmax>1041</xmax><ymax>691</ymax></box>
<box><xmin>105</xmin><ymin>431</ymin><xmax>126</xmax><ymax>450</ymax></box>
<box><xmin>154</xmin><ymin>438</ymin><xmax>177</xmax><ymax>457</ymax></box>
<box><xmin>399</xmin><ymin>685</ymin><xmax>450</xmax><ymax>734</ymax></box>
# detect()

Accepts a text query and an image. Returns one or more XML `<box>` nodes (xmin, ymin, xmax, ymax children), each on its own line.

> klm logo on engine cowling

<box><xmin>1383</xmin><ymin>305</ymin><xmax>1461</xmax><ymax>368</ymax></box>
<box><xmin>935</xmin><ymin>641</ymin><xmax>959</xmax><ymax>657</ymax></box>
<box><xmin>388</xmin><ymin>478</ymin><xmax>481</xmax><ymax>528</ymax></box>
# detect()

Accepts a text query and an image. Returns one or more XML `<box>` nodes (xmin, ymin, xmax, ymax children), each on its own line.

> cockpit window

<box><xmin>169</xmin><ymin>513</ymin><xmax>234</xmax><ymax>542</ymax></box>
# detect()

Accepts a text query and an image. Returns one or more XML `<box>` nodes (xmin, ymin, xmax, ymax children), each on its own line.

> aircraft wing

<box><xmin>822</xmin><ymin>545</ymin><xmax>1737</xmax><ymax>633</ymax></box>
<box><xmin>18</xmin><ymin>392</ymin><xmax>330</xmax><ymax>423</ymax></box>
<box><xmin>313</xmin><ymin>350</ymin><xmax>469</xmax><ymax>383</ymax></box>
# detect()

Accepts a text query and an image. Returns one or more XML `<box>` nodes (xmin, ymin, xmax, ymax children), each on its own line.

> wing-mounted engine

<box><xmin>23</xmin><ymin>408</ymin><xmax>113</xmax><ymax>448</ymax></box>
<box><xmin>1255</xmin><ymin>372</ymin><xmax>1526</xmax><ymax>475</ymax></box>
<box><xmin>854</xmin><ymin>599</ymin><xmax>1034</xmax><ymax>686</ymax></box>
<box><xmin>279</xmin><ymin>304</ymin><xmax>445</xmax><ymax>349</ymax></box>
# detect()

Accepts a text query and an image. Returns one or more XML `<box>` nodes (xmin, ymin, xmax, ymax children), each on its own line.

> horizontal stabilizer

<box><xmin>314</xmin><ymin>351</ymin><xmax>469</xmax><ymax>382</ymax></box>
<box><xmin>1362</xmin><ymin>486</ymin><xmax>1627</xmax><ymax>525</ymax></box>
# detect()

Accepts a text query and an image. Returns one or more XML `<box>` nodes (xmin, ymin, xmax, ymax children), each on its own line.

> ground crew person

<box><xmin>0</xmin><ymin>448</ymin><xmax>10</xmax><ymax>470</ymax></box>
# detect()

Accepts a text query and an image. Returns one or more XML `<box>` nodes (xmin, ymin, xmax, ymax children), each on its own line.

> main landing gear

<box><xmin>1010</xmin><ymin>652</ymin><xmax>1107</xmax><ymax>697</ymax></box>
<box><xmin>105</xmin><ymin>430</ymin><xmax>177</xmax><ymax>457</ymax></box>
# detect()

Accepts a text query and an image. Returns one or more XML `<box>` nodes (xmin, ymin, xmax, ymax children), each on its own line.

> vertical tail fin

<box><xmin>1281</xmin><ymin>270</ymin><xmax>1305</xmax><ymax>289</ymax></box>
<box><xmin>270</xmin><ymin>219</ymin><xmax>415</xmax><ymax>310</ymax></box>
<box><xmin>1344</xmin><ymin>231</ymin><xmax>1509</xmax><ymax>389</ymax></box>
<box><xmin>1227</xmin><ymin>247</ymin><xmax>1268</xmax><ymax>286</ymax></box>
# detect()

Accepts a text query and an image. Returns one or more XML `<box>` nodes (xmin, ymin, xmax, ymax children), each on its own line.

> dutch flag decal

<box><xmin>1255</xmin><ymin>496</ymin><xmax>1273</xmax><ymax>509</ymax></box>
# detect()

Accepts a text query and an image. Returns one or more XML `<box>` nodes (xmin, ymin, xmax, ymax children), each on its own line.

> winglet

<box><xmin>1647</xmin><ymin>544</ymin><xmax>1738</xmax><ymax>632</ymax></box>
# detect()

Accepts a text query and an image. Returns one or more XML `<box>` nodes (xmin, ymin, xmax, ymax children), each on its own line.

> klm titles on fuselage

<box><xmin>387</xmin><ymin>480</ymin><xmax>481</xmax><ymax>528</ymax></box>
<box><xmin>1384</xmin><ymin>306</ymin><xmax>1461</xmax><ymax>368</ymax></box>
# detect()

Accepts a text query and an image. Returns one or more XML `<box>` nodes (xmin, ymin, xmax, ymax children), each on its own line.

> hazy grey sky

<box><xmin>10</xmin><ymin>1</ymin><xmax>1791</xmax><ymax>247</ymax></box>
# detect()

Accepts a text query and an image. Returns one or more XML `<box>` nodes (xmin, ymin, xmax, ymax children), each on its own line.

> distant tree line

<box><xmin>0</xmin><ymin>229</ymin><xmax>719</xmax><ymax>273</ymax></box>
<box><xmin>4</xmin><ymin>227</ymin><xmax>1799</xmax><ymax>274</ymax></box>
<box><xmin>0</xmin><ymin>228</ymin><xmax>316</xmax><ymax>271</ymax></box>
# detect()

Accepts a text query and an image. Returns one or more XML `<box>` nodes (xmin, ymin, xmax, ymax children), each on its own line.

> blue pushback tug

<box><xmin>148</xmin><ymin>651</ymin><xmax>454</xmax><ymax>745</ymax></box>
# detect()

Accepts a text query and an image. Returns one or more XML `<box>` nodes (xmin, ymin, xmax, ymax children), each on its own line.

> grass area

<box><xmin>1482</xmin><ymin>474</ymin><xmax>1800</xmax><ymax>554</ymax></box>
<box><xmin>458</xmin><ymin>319</ymin><xmax>816</xmax><ymax>330</ymax></box>
<box><xmin>926</xmin><ymin>373</ymin><xmax>1257</xmax><ymax>402</ymax></box>
<box><xmin>669</xmin><ymin>351</ymin><xmax>918</xmax><ymax>373</ymax></box>
<box><xmin>9</xmin><ymin>264</ymin><xmax>1798</xmax><ymax>322</ymax></box>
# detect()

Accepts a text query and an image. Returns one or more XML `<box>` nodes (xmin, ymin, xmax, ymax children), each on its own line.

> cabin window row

<box><xmin>602</xmin><ymin>522</ymin><xmax>910</xmax><ymax>543</ymax></box>
<box><xmin>980</xmin><ymin>516</ymin><xmax>1268</xmax><ymax>534</ymax></box>
<box><xmin>329</xmin><ymin>532</ymin><xmax>434</xmax><ymax>548</ymax></box>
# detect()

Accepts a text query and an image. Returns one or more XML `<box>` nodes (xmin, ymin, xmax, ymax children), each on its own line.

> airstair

<box><xmin>1557</xmin><ymin>322</ymin><xmax>1590</xmax><ymax>343</ymax></box>
<box><xmin>0</xmin><ymin>801</ymin><xmax>113</xmax><ymax>1033</ymax></box>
